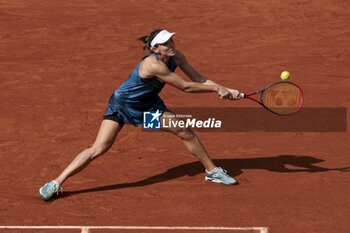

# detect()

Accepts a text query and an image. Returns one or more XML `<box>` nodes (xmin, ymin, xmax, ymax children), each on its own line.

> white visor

<box><xmin>150</xmin><ymin>30</ymin><xmax>176</xmax><ymax>49</ymax></box>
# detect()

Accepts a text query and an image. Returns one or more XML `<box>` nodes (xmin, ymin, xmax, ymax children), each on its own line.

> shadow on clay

<box><xmin>56</xmin><ymin>155</ymin><xmax>349</xmax><ymax>200</ymax></box>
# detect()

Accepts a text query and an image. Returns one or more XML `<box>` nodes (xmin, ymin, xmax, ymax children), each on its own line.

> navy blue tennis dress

<box><xmin>104</xmin><ymin>53</ymin><xmax>177</xmax><ymax>126</ymax></box>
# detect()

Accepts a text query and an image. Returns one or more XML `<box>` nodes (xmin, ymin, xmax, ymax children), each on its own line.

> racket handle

<box><xmin>238</xmin><ymin>93</ymin><xmax>246</xmax><ymax>98</ymax></box>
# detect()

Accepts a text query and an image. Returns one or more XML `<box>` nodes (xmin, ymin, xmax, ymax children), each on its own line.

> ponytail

<box><xmin>138</xmin><ymin>29</ymin><xmax>163</xmax><ymax>51</ymax></box>
<box><xmin>137</xmin><ymin>35</ymin><xmax>150</xmax><ymax>50</ymax></box>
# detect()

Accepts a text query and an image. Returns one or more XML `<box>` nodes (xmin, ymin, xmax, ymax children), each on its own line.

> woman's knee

<box><xmin>175</xmin><ymin>128</ymin><xmax>196</xmax><ymax>140</ymax></box>
<box><xmin>89</xmin><ymin>142</ymin><xmax>113</xmax><ymax>159</ymax></box>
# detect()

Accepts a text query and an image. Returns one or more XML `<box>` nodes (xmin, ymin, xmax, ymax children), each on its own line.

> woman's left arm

<box><xmin>175</xmin><ymin>50</ymin><xmax>240</xmax><ymax>99</ymax></box>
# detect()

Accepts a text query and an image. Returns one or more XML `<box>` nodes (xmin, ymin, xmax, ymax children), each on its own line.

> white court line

<box><xmin>0</xmin><ymin>226</ymin><xmax>268</xmax><ymax>233</ymax></box>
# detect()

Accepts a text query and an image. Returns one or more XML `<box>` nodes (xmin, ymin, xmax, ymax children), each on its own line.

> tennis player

<box><xmin>40</xmin><ymin>29</ymin><xmax>241</xmax><ymax>201</ymax></box>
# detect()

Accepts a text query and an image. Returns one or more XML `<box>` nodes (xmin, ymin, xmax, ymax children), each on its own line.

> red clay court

<box><xmin>0</xmin><ymin>0</ymin><xmax>349</xmax><ymax>232</ymax></box>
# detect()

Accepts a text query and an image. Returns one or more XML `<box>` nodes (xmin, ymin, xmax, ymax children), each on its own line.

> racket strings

<box><xmin>262</xmin><ymin>83</ymin><xmax>302</xmax><ymax>114</ymax></box>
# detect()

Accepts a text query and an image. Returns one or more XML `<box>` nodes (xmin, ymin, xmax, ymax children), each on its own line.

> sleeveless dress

<box><xmin>104</xmin><ymin>53</ymin><xmax>177</xmax><ymax>126</ymax></box>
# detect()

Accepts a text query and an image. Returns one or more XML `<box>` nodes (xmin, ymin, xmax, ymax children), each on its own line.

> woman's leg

<box><xmin>160</xmin><ymin>110</ymin><xmax>216</xmax><ymax>171</ymax></box>
<box><xmin>54</xmin><ymin>119</ymin><xmax>123</xmax><ymax>186</ymax></box>
<box><xmin>160</xmin><ymin>109</ymin><xmax>237</xmax><ymax>185</ymax></box>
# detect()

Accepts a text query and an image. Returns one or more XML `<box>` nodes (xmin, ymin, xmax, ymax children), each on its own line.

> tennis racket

<box><xmin>238</xmin><ymin>81</ymin><xmax>304</xmax><ymax>116</ymax></box>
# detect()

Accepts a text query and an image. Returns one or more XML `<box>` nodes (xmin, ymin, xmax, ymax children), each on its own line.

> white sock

<box><xmin>206</xmin><ymin>167</ymin><xmax>218</xmax><ymax>174</ymax></box>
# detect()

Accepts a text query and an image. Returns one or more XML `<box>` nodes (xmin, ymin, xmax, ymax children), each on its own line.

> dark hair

<box><xmin>138</xmin><ymin>29</ymin><xmax>163</xmax><ymax>50</ymax></box>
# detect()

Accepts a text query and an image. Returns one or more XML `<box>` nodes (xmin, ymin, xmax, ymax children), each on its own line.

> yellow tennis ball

<box><xmin>281</xmin><ymin>71</ymin><xmax>290</xmax><ymax>81</ymax></box>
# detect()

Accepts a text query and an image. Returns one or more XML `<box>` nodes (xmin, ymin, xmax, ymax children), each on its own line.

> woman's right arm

<box><xmin>141</xmin><ymin>57</ymin><xmax>232</xmax><ymax>99</ymax></box>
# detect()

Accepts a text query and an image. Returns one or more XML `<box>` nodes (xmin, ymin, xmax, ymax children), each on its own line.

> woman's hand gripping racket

<box><xmin>238</xmin><ymin>81</ymin><xmax>304</xmax><ymax>116</ymax></box>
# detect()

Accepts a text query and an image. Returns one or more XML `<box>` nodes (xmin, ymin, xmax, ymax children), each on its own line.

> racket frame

<box><xmin>241</xmin><ymin>81</ymin><xmax>304</xmax><ymax>116</ymax></box>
